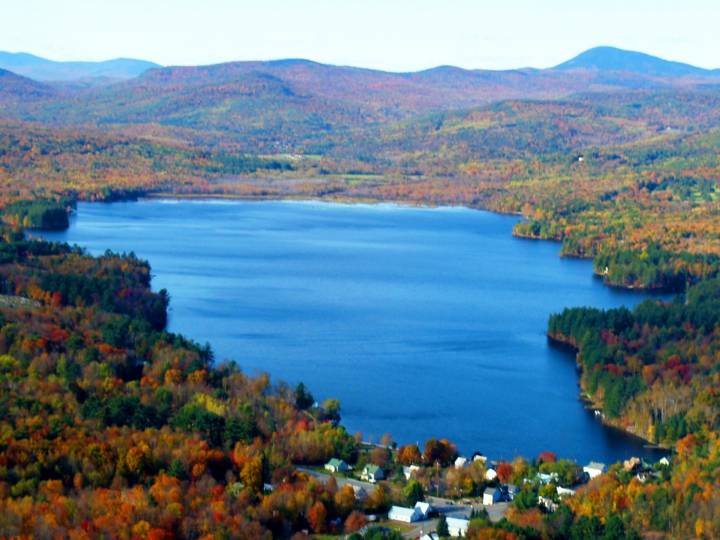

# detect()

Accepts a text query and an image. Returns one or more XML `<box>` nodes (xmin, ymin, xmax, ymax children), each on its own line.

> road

<box><xmin>296</xmin><ymin>467</ymin><xmax>377</xmax><ymax>493</ymax></box>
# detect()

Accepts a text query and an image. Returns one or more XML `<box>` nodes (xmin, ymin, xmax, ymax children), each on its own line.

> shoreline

<box><xmin>65</xmin><ymin>194</ymin><xmax>673</xmax><ymax>458</ymax></box>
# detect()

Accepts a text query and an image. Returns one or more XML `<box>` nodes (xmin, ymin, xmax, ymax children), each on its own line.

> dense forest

<box><xmin>0</xmin><ymin>48</ymin><xmax>719</xmax><ymax>538</ymax></box>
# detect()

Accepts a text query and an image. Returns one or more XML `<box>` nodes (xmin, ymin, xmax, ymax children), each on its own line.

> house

<box><xmin>361</xmin><ymin>464</ymin><xmax>384</xmax><ymax>483</ymax></box>
<box><xmin>483</xmin><ymin>487</ymin><xmax>502</xmax><ymax>505</ymax></box>
<box><xmin>403</xmin><ymin>465</ymin><xmax>420</xmax><ymax>480</ymax></box>
<box><xmin>447</xmin><ymin>516</ymin><xmax>470</xmax><ymax>536</ymax></box>
<box><xmin>556</xmin><ymin>486</ymin><xmax>576</xmax><ymax>497</ymax></box>
<box><xmin>472</xmin><ymin>451</ymin><xmax>487</xmax><ymax>463</ymax></box>
<box><xmin>387</xmin><ymin>505</ymin><xmax>421</xmax><ymax>523</ymax></box>
<box><xmin>420</xmin><ymin>533</ymin><xmax>440</xmax><ymax>540</ymax></box>
<box><xmin>324</xmin><ymin>458</ymin><xmax>348</xmax><ymax>473</ymax></box>
<box><xmin>539</xmin><ymin>495</ymin><xmax>559</xmax><ymax>512</ymax></box>
<box><xmin>583</xmin><ymin>462</ymin><xmax>606</xmax><ymax>480</ymax></box>
<box><xmin>454</xmin><ymin>456</ymin><xmax>468</xmax><ymax>469</ymax></box>
<box><xmin>414</xmin><ymin>501</ymin><xmax>432</xmax><ymax>520</ymax></box>
<box><xmin>659</xmin><ymin>456</ymin><xmax>671</xmax><ymax>467</ymax></box>
<box><xmin>536</xmin><ymin>472</ymin><xmax>559</xmax><ymax>484</ymax></box>
<box><xmin>484</xmin><ymin>468</ymin><xmax>497</xmax><ymax>481</ymax></box>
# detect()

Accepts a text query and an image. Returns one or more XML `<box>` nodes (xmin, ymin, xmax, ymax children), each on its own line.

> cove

<box><xmin>40</xmin><ymin>199</ymin><xmax>669</xmax><ymax>464</ymax></box>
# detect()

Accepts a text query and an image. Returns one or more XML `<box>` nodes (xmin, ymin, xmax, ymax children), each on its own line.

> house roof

<box><xmin>327</xmin><ymin>458</ymin><xmax>345</xmax><ymax>467</ymax></box>
<box><xmin>414</xmin><ymin>501</ymin><xmax>431</xmax><ymax>514</ymax></box>
<box><xmin>484</xmin><ymin>487</ymin><xmax>498</xmax><ymax>495</ymax></box>
<box><xmin>388</xmin><ymin>506</ymin><xmax>417</xmax><ymax>519</ymax></box>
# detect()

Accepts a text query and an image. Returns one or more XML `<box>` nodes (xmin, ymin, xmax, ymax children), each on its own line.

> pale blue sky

<box><xmin>3</xmin><ymin>0</ymin><xmax>718</xmax><ymax>71</ymax></box>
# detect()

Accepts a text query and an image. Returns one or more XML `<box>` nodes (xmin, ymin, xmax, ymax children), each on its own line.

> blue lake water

<box><xmin>40</xmin><ymin>199</ymin><xmax>669</xmax><ymax>464</ymax></box>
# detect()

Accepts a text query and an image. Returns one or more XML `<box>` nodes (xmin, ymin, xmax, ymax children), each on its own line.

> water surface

<box><xmin>41</xmin><ymin>200</ymin><xmax>668</xmax><ymax>464</ymax></box>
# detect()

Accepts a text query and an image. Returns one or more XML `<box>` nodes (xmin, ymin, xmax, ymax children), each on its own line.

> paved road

<box><xmin>296</xmin><ymin>467</ymin><xmax>378</xmax><ymax>493</ymax></box>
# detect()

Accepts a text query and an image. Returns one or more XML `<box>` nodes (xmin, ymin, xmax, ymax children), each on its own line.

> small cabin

<box><xmin>361</xmin><ymin>464</ymin><xmax>384</xmax><ymax>483</ymax></box>
<box><xmin>324</xmin><ymin>458</ymin><xmax>349</xmax><ymax>473</ymax></box>
<box><xmin>483</xmin><ymin>486</ymin><xmax>502</xmax><ymax>505</ymax></box>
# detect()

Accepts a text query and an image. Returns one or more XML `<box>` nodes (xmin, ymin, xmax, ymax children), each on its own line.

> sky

<box><xmin>2</xmin><ymin>0</ymin><xmax>719</xmax><ymax>72</ymax></box>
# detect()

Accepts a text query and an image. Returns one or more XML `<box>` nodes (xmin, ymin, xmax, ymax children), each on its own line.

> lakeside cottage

<box><xmin>447</xmin><ymin>516</ymin><xmax>470</xmax><ymax>537</ymax></box>
<box><xmin>483</xmin><ymin>486</ymin><xmax>502</xmax><ymax>505</ymax></box>
<box><xmin>583</xmin><ymin>461</ymin><xmax>606</xmax><ymax>479</ymax></box>
<box><xmin>324</xmin><ymin>458</ymin><xmax>348</xmax><ymax>473</ymax></box>
<box><xmin>361</xmin><ymin>464</ymin><xmax>384</xmax><ymax>483</ymax></box>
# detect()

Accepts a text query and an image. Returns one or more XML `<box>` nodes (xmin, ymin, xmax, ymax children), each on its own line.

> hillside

<box><xmin>0</xmin><ymin>51</ymin><xmax>159</xmax><ymax>81</ymax></box>
<box><xmin>1</xmin><ymin>47</ymin><xmax>719</xmax><ymax>153</ymax></box>
<box><xmin>0</xmin><ymin>45</ymin><xmax>720</xmax><ymax>538</ymax></box>
<box><xmin>0</xmin><ymin>68</ymin><xmax>54</xmax><ymax>102</ymax></box>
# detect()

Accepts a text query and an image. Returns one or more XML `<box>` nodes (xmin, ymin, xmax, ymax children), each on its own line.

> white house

<box><xmin>539</xmin><ymin>495</ymin><xmax>559</xmax><ymax>512</ymax></box>
<box><xmin>388</xmin><ymin>505</ymin><xmax>420</xmax><ymax>523</ymax></box>
<box><xmin>361</xmin><ymin>464</ymin><xmax>384</xmax><ymax>483</ymax></box>
<box><xmin>556</xmin><ymin>486</ymin><xmax>576</xmax><ymax>497</ymax></box>
<box><xmin>403</xmin><ymin>465</ymin><xmax>420</xmax><ymax>480</ymax></box>
<box><xmin>324</xmin><ymin>458</ymin><xmax>348</xmax><ymax>473</ymax></box>
<box><xmin>454</xmin><ymin>456</ymin><xmax>468</xmax><ymax>469</ymax></box>
<box><xmin>583</xmin><ymin>461</ymin><xmax>606</xmax><ymax>480</ymax></box>
<box><xmin>537</xmin><ymin>472</ymin><xmax>559</xmax><ymax>484</ymax></box>
<box><xmin>447</xmin><ymin>517</ymin><xmax>470</xmax><ymax>537</ymax></box>
<box><xmin>414</xmin><ymin>501</ymin><xmax>431</xmax><ymax>520</ymax></box>
<box><xmin>483</xmin><ymin>486</ymin><xmax>502</xmax><ymax>505</ymax></box>
<box><xmin>484</xmin><ymin>468</ymin><xmax>497</xmax><ymax>481</ymax></box>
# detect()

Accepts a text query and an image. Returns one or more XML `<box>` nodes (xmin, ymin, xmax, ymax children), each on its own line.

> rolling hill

<box><xmin>0</xmin><ymin>51</ymin><xmax>160</xmax><ymax>82</ymax></box>
<box><xmin>0</xmin><ymin>47</ymin><xmax>718</xmax><ymax>153</ymax></box>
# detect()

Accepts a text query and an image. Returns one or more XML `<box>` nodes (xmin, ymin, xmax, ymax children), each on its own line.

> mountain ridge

<box><xmin>0</xmin><ymin>51</ymin><xmax>160</xmax><ymax>82</ymax></box>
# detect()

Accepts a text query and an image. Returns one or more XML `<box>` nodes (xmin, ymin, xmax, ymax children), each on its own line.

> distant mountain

<box><xmin>1</xmin><ymin>47</ymin><xmax>719</xmax><ymax>153</ymax></box>
<box><xmin>555</xmin><ymin>46</ymin><xmax>716</xmax><ymax>78</ymax></box>
<box><xmin>0</xmin><ymin>52</ymin><xmax>160</xmax><ymax>81</ymax></box>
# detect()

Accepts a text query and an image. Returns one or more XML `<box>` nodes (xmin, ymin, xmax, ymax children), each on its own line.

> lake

<box><xmin>40</xmin><ymin>199</ymin><xmax>668</xmax><ymax>464</ymax></box>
